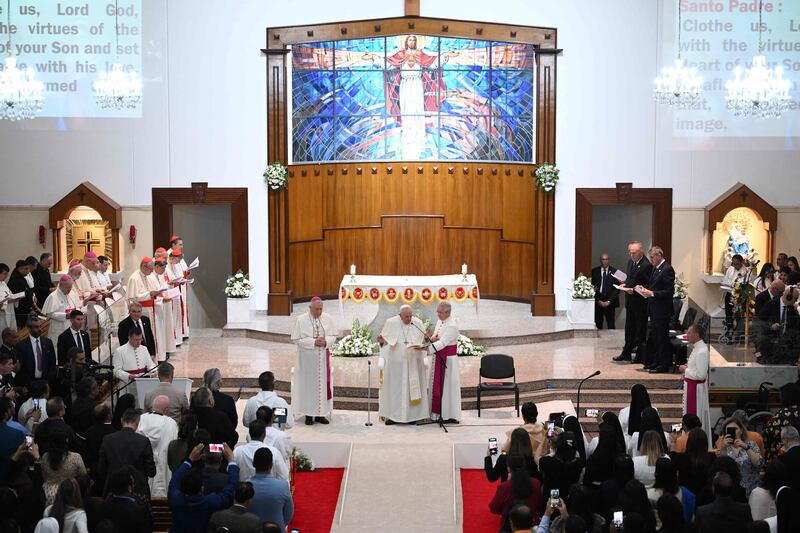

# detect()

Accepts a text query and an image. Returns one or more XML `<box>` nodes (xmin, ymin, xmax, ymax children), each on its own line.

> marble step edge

<box><xmin>222</xmin><ymin>327</ymin><xmax>598</xmax><ymax>346</ymax></box>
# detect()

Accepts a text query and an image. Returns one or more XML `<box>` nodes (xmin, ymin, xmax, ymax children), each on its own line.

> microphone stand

<box><xmin>411</xmin><ymin>321</ymin><xmax>448</xmax><ymax>433</ymax></box>
<box><xmin>365</xmin><ymin>360</ymin><xmax>373</xmax><ymax>427</ymax></box>
<box><xmin>576</xmin><ymin>370</ymin><xmax>601</xmax><ymax>421</ymax></box>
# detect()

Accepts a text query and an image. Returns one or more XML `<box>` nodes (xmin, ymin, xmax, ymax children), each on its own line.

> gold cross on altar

<box><xmin>76</xmin><ymin>231</ymin><xmax>102</xmax><ymax>255</ymax></box>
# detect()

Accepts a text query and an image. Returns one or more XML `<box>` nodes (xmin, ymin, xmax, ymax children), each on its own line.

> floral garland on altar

<box><xmin>330</xmin><ymin>318</ymin><xmax>378</xmax><ymax>357</ymax></box>
<box><xmin>569</xmin><ymin>273</ymin><xmax>595</xmax><ymax>299</ymax></box>
<box><xmin>341</xmin><ymin>285</ymin><xmax>479</xmax><ymax>304</ymax></box>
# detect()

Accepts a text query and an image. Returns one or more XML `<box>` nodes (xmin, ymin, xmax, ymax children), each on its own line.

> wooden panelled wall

<box><xmin>287</xmin><ymin>163</ymin><xmax>538</xmax><ymax>300</ymax></box>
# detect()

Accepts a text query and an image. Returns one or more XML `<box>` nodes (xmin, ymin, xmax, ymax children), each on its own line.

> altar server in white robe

<box><xmin>291</xmin><ymin>297</ymin><xmax>337</xmax><ymax>425</ymax></box>
<box><xmin>112</xmin><ymin>328</ymin><xmax>155</xmax><ymax>383</ymax></box>
<box><xmin>137</xmin><ymin>394</ymin><xmax>179</xmax><ymax>497</ymax></box>
<box><xmin>377</xmin><ymin>305</ymin><xmax>430</xmax><ymax>424</ymax></box>
<box><xmin>127</xmin><ymin>257</ymin><xmax>168</xmax><ymax>362</ymax></box>
<box><xmin>428</xmin><ymin>301</ymin><xmax>462</xmax><ymax>423</ymax></box>
<box><xmin>679</xmin><ymin>323</ymin><xmax>712</xmax><ymax>446</ymax></box>
<box><xmin>41</xmin><ymin>276</ymin><xmax>84</xmax><ymax>340</ymax></box>
<box><xmin>169</xmin><ymin>236</ymin><xmax>190</xmax><ymax>339</ymax></box>
<box><xmin>152</xmin><ymin>260</ymin><xmax>177</xmax><ymax>356</ymax></box>
<box><xmin>0</xmin><ymin>263</ymin><xmax>21</xmax><ymax>331</ymax></box>
<box><xmin>165</xmin><ymin>250</ymin><xmax>188</xmax><ymax>346</ymax></box>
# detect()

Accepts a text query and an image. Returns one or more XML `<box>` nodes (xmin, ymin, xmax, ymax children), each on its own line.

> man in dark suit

<box><xmin>636</xmin><ymin>246</ymin><xmax>676</xmax><ymax>373</ymax></box>
<box><xmin>0</xmin><ymin>327</ymin><xmax>18</xmax><ymax>360</ymax></box>
<box><xmin>92</xmin><ymin>466</ymin><xmax>151</xmax><ymax>533</ymax></box>
<box><xmin>777</xmin><ymin>426</ymin><xmax>800</xmax><ymax>490</ymax></box>
<box><xmin>56</xmin><ymin>310</ymin><xmax>93</xmax><ymax>366</ymax></box>
<box><xmin>208</xmin><ymin>482</ymin><xmax>263</xmax><ymax>533</ymax></box>
<box><xmin>190</xmin><ymin>386</ymin><xmax>238</xmax><ymax>448</ymax></box>
<box><xmin>16</xmin><ymin>316</ymin><xmax>57</xmax><ymax>387</ymax></box>
<box><xmin>118</xmin><ymin>302</ymin><xmax>156</xmax><ymax>357</ymax></box>
<box><xmin>695</xmin><ymin>472</ymin><xmax>753</xmax><ymax>533</ymax></box>
<box><xmin>31</xmin><ymin>253</ymin><xmax>55</xmax><ymax>308</ymax></box>
<box><xmin>756</xmin><ymin>285</ymin><xmax>800</xmax><ymax>363</ymax></box>
<box><xmin>755</xmin><ymin>279</ymin><xmax>784</xmax><ymax>316</ymax></box>
<box><xmin>97</xmin><ymin>407</ymin><xmax>156</xmax><ymax>497</ymax></box>
<box><xmin>614</xmin><ymin>241</ymin><xmax>652</xmax><ymax>363</ymax></box>
<box><xmin>7</xmin><ymin>260</ymin><xmax>34</xmax><ymax>329</ymax></box>
<box><xmin>592</xmin><ymin>252</ymin><xmax>619</xmax><ymax>330</ymax></box>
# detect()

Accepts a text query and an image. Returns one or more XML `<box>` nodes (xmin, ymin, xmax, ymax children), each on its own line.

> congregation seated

<box><xmin>632</xmin><ymin>430</ymin><xmax>669</xmax><ymax>489</ymax></box>
<box><xmin>626</xmin><ymin>407</ymin><xmax>670</xmax><ymax>458</ymax></box>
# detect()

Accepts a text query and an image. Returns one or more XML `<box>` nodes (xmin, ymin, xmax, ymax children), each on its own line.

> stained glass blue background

<box><xmin>290</xmin><ymin>36</ymin><xmax>535</xmax><ymax>162</ymax></box>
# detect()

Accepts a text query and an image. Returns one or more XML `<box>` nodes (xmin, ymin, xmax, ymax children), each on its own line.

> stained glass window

<box><xmin>289</xmin><ymin>35</ymin><xmax>536</xmax><ymax>162</ymax></box>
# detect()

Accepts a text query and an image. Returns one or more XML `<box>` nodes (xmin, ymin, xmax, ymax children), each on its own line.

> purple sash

<box><xmin>432</xmin><ymin>344</ymin><xmax>457</xmax><ymax>415</ymax></box>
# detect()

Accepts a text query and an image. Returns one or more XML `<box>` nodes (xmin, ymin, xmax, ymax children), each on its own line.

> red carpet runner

<box><xmin>460</xmin><ymin>469</ymin><xmax>501</xmax><ymax>533</ymax></box>
<box><xmin>288</xmin><ymin>468</ymin><xmax>345</xmax><ymax>532</ymax></box>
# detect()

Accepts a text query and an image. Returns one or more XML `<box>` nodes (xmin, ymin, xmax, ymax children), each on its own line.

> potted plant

<box><xmin>224</xmin><ymin>270</ymin><xmax>253</xmax><ymax>323</ymax></box>
<box><xmin>535</xmin><ymin>162</ymin><xmax>560</xmax><ymax>192</ymax></box>
<box><xmin>457</xmin><ymin>335</ymin><xmax>486</xmax><ymax>357</ymax></box>
<box><xmin>567</xmin><ymin>273</ymin><xmax>596</xmax><ymax>325</ymax></box>
<box><xmin>263</xmin><ymin>162</ymin><xmax>289</xmax><ymax>191</ymax></box>
<box><xmin>330</xmin><ymin>318</ymin><xmax>378</xmax><ymax>357</ymax></box>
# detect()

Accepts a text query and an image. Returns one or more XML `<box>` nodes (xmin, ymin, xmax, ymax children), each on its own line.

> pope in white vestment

<box><xmin>428</xmin><ymin>302</ymin><xmax>461</xmax><ymax>422</ymax></box>
<box><xmin>291</xmin><ymin>298</ymin><xmax>337</xmax><ymax>422</ymax></box>
<box><xmin>137</xmin><ymin>396</ymin><xmax>179</xmax><ymax>497</ymax></box>
<box><xmin>112</xmin><ymin>334</ymin><xmax>155</xmax><ymax>383</ymax></box>
<box><xmin>680</xmin><ymin>325</ymin><xmax>712</xmax><ymax>446</ymax></box>
<box><xmin>41</xmin><ymin>277</ymin><xmax>84</xmax><ymax>340</ymax></box>
<box><xmin>377</xmin><ymin>306</ymin><xmax>430</xmax><ymax>424</ymax></box>
<box><xmin>127</xmin><ymin>258</ymin><xmax>168</xmax><ymax>362</ymax></box>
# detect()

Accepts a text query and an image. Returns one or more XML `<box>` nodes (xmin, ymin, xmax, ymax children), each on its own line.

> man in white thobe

<box><xmin>136</xmin><ymin>395</ymin><xmax>178</xmax><ymax>497</ymax></box>
<box><xmin>152</xmin><ymin>260</ymin><xmax>177</xmax><ymax>357</ymax></box>
<box><xmin>169</xmin><ymin>236</ymin><xmax>191</xmax><ymax>340</ymax></box>
<box><xmin>428</xmin><ymin>301</ymin><xmax>461</xmax><ymax>423</ymax></box>
<box><xmin>377</xmin><ymin>305</ymin><xmax>430</xmax><ymax>424</ymax></box>
<box><xmin>127</xmin><ymin>257</ymin><xmax>168</xmax><ymax>362</ymax></box>
<box><xmin>41</xmin><ymin>276</ymin><xmax>84</xmax><ymax>340</ymax></box>
<box><xmin>112</xmin><ymin>329</ymin><xmax>155</xmax><ymax>384</ymax></box>
<box><xmin>165</xmin><ymin>250</ymin><xmax>188</xmax><ymax>346</ymax></box>
<box><xmin>679</xmin><ymin>323</ymin><xmax>712</xmax><ymax>446</ymax></box>
<box><xmin>291</xmin><ymin>297</ymin><xmax>337</xmax><ymax>425</ymax></box>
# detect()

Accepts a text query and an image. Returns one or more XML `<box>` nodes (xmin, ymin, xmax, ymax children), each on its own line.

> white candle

<box><xmin>461</xmin><ymin>264</ymin><xmax>468</xmax><ymax>275</ymax></box>
<box><xmin>350</xmin><ymin>264</ymin><xmax>356</xmax><ymax>276</ymax></box>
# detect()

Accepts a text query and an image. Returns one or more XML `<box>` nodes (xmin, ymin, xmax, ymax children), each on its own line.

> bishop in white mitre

<box><xmin>291</xmin><ymin>297</ymin><xmax>337</xmax><ymax>425</ymax></box>
<box><xmin>165</xmin><ymin>251</ymin><xmax>187</xmax><ymax>347</ymax></box>
<box><xmin>41</xmin><ymin>276</ymin><xmax>84</xmax><ymax>339</ymax></box>
<box><xmin>428</xmin><ymin>301</ymin><xmax>462</xmax><ymax>423</ymax></box>
<box><xmin>169</xmin><ymin>236</ymin><xmax>190</xmax><ymax>340</ymax></box>
<box><xmin>152</xmin><ymin>259</ymin><xmax>177</xmax><ymax>356</ymax></box>
<box><xmin>112</xmin><ymin>328</ymin><xmax>154</xmax><ymax>383</ymax></box>
<box><xmin>127</xmin><ymin>257</ymin><xmax>167</xmax><ymax>362</ymax></box>
<box><xmin>377</xmin><ymin>305</ymin><xmax>430</xmax><ymax>424</ymax></box>
<box><xmin>137</xmin><ymin>395</ymin><xmax>179</xmax><ymax>497</ymax></box>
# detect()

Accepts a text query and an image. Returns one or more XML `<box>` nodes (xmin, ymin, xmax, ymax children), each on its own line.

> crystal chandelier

<box><xmin>654</xmin><ymin>0</ymin><xmax>702</xmax><ymax>106</ymax></box>
<box><xmin>0</xmin><ymin>0</ymin><xmax>44</xmax><ymax>120</ymax></box>
<box><xmin>725</xmin><ymin>0</ymin><xmax>792</xmax><ymax>119</ymax></box>
<box><xmin>93</xmin><ymin>0</ymin><xmax>142</xmax><ymax>109</ymax></box>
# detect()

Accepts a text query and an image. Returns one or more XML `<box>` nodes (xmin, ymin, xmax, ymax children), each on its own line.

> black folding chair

<box><xmin>476</xmin><ymin>354</ymin><xmax>519</xmax><ymax>417</ymax></box>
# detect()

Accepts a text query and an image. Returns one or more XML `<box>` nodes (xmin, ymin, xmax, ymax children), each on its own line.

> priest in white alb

<box><xmin>377</xmin><ymin>305</ymin><xmax>430</xmax><ymax>425</ymax></box>
<box><xmin>41</xmin><ymin>275</ymin><xmax>84</xmax><ymax>339</ymax></box>
<box><xmin>166</xmin><ymin>248</ymin><xmax>188</xmax><ymax>345</ymax></box>
<box><xmin>136</xmin><ymin>394</ymin><xmax>179</xmax><ymax>497</ymax></box>
<box><xmin>74</xmin><ymin>252</ymin><xmax>105</xmax><ymax>302</ymax></box>
<box><xmin>0</xmin><ymin>265</ymin><xmax>22</xmax><ymax>331</ymax></box>
<box><xmin>152</xmin><ymin>259</ymin><xmax>177</xmax><ymax>357</ymax></box>
<box><xmin>428</xmin><ymin>301</ymin><xmax>462</xmax><ymax>423</ymax></box>
<box><xmin>112</xmin><ymin>328</ymin><xmax>155</xmax><ymax>383</ymax></box>
<box><xmin>291</xmin><ymin>297</ymin><xmax>337</xmax><ymax>425</ymax></box>
<box><xmin>126</xmin><ymin>257</ymin><xmax>168</xmax><ymax>362</ymax></box>
<box><xmin>679</xmin><ymin>323</ymin><xmax>712</xmax><ymax>446</ymax></box>
<box><xmin>169</xmin><ymin>236</ymin><xmax>190</xmax><ymax>340</ymax></box>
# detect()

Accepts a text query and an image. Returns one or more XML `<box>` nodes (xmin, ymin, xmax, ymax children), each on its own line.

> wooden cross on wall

<box><xmin>740</xmin><ymin>189</ymin><xmax>749</xmax><ymax>203</ymax></box>
<box><xmin>77</xmin><ymin>189</ymin><xmax>86</xmax><ymax>203</ymax></box>
<box><xmin>76</xmin><ymin>231</ymin><xmax>101</xmax><ymax>255</ymax></box>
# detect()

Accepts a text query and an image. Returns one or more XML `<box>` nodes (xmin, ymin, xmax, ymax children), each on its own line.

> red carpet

<box><xmin>460</xmin><ymin>469</ymin><xmax>501</xmax><ymax>533</ymax></box>
<box><xmin>288</xmin><ymin>468</ymin><xmax>345</xmax><ymax>532</ymax></box>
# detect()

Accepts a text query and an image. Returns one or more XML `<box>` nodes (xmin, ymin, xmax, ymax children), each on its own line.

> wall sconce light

<box><xmin>129</xmin><ymin>225</ymin><xmax>137</xmax><ymax>246</ymax></box>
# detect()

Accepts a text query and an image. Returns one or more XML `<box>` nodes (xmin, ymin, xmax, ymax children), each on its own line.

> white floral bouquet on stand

<box><xmin>674</xmin><ymin>274</ymin><xmax>689</xmax><ymax>299</ymax></box>
<box><xmin>224</xmin><ymin>271</ymin><xmax>253</xmax><ymax>298</ymax></box>
<box><xmin>263</xmin><ymin>162</ymin><xmax>288</xmax><ymax>191</ymax></box>
<box><xmin>331</xmin><ymin>318</ymin><xmax>378</xmax><ymax>357</ymax></box>
<box><xmin>569</xmin><ymin>273</ymin><xmax>596</xmax><ymax>299</ymax></box>
<box><xmin>535</xmin><ymin>163</ymin><xmax>560</xmax><ymax>192</ymax></box>
<box><xmin>457</xmin><ymin>334</ymin><xmax>486</xmax><ymax>357</ymax></box>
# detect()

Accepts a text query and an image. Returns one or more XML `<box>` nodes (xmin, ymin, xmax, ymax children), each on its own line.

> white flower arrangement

<box><xmin>331</xmin><ymin>318</ymin><xmax>378</xmax><ymax>357</ymax></box>
<box><xmin>263</xmin><ymin>161</ymin><xmax>288</xmax><ymax>191</ymax></box>
<box><xmin>570</xmin><ymin>273</ymin><xmax>596</xmax><ymax>299</ymax></box>
<box><xmin>457</xmin><ymin>334</ymin><xmax>486</xmax><ymax>357</ymax></box>
<box><xmin>224</xmin><ymin>270</ymin><xmax>254</xmax><ymax>298</ymax></box>
<box><xmin>534</xmin><ymin>162</ymin><xmax>559</xmax><ymax>192</ymax></box>
<box><xmin>415</xmin><ymin>312</ymin><xmax>433</xmax><ymax>333</ymax></box>
<box><xmin>674</xmin><ymin>273</ymin><xmax>689</xmax><ymax>299</ymax></box>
